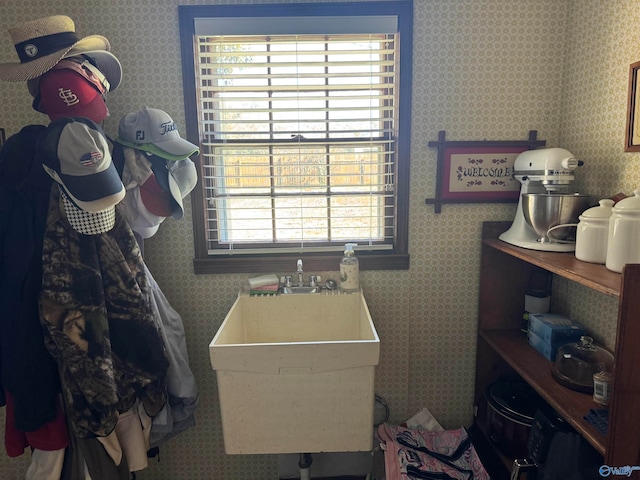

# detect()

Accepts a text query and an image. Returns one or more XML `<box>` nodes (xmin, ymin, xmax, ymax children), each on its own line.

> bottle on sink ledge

<box><xmin>339</xmin><ymin>243</ymin><xmax>359</xmax><ymax>293</ymax></box>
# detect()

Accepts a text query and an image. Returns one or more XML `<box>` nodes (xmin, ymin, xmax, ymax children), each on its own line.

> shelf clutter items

<box><xmin>524</xmin><ymin>311</ymin><xmax>615</xmax><ymax>400</ymax></box>
<box><xmin>605</xmin><ymin>190</ymin><xmax>640</xmax><ymax>272</ymax></box>
<box><xmin>574</xmin><ymin>190</ymin><xmax>640</xmax><ymax>273</ymax></box>
<box><xmin>476</xmin><ymin>222</ymin><xmax>640</xmax><ymax>475</ymax></box>
<box><xmin>526</xmin><ymin>313</ymin><xmax>586</xmax><ymax>362</ymax></box>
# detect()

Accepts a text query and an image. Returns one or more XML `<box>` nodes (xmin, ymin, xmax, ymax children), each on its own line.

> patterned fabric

<box><xmin>39</xmin><ymin>185</ymin><xmax>169</xmax><ymax>438</ymax></box>
<box><xmin>377</xmin><ymin>423</ymin><xmax>489</xmax><ymax>480</ymax></box>
<box><xmin>60</xmin><ymin>187</ymin><xmax>116</xmax><ymax>235</ymax></box>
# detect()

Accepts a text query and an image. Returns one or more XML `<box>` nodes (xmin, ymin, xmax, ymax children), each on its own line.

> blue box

<box><xmin>528</xmin><ymin>330</ymin><xmax>555</xmax><ymax>361</ymax></box>
<box><xmin>528</xmin><ymin>313</ymin><xmax>587</xmax><ymax>345</ymax></box>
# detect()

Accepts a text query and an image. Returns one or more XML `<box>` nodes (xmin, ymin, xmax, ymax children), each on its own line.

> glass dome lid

<box><xmin>551</xmin><ymin>336</ymin><xmax>614</xmax><ymax>393</ymax></box>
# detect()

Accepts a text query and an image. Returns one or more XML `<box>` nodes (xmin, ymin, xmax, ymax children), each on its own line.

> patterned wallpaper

<box><xmin>0</xmin><ymin>0</ymin><xmax>637</xmax><ymax>479</ymax></box>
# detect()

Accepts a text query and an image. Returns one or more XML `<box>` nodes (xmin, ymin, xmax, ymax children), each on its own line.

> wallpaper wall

<box><xmin>0</xmin><ymin>0</ymin><xmax>637</xmax><ymax>479</ymax></box>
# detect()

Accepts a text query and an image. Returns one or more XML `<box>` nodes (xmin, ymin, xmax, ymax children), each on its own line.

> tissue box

<box><xmin>527</xmin><ymin>313</ymin><xmax>587</xmax><ymax>361</ymax></box>
<box><xmin>528</xmin><ymin>330</ymin><xmax>557</xmax><ymax>361</ymax></box>
<box><xmin>528</xmin><ymin>313</ymin><xmax>587</xmax><ymax>344</ymax></box>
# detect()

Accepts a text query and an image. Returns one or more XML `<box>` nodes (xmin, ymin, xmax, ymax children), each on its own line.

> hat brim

<box><xmin>167</xmin><ymin>174</ymin><xmax>185</xmax><ymax>219</ymax></box>
<box><xmin>27</xmin><ymin>50</ymin><xmax>122</xmax><ymax>96</ymax></box>
<box><xmin>116</xmin><ymin>137</ymin><xmax>199</xmax><ymax>162</ymax></box>
<box><xmin>168</xmin><ymin>158</ymin><xmax>198</xmax><ymax>219</ymax></box>
<box><xmin>61</xmin><ymin>189</ymin><xmax>116</xmax><ymax>235</ymax></box>
<box><xmin>59</xmin><ymin>166</ymin><xmax>126</xmax><ymax>213</ymax></box>
<box><xmin>0</xmin><ymin>35</ymin><xmax>109</xmax><ymax>82</ymax></box>
<box><xmin>62</xmin><ymin>183</ymin><xmax>125</xmax><ymax>213</ymax></box>
<box><xmin>146</xmin><ymin>155</ymin><xmax>197</xmax><ymax>219</ymax></box>
<box><xmin>82</xmin><ymin>50</ymin><xmax>122</xmax><ymax>91</ymax></box>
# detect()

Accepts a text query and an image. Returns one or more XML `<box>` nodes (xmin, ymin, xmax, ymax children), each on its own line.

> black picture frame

<box><xmin>426</xmin><ymin>130</ymin><xmax>546</xmax><ymax>213</ymax></box>
<box><xmin>625</xmin><ymin>61</ymin><xmax>640</xmax><ymax>152</ymax></box>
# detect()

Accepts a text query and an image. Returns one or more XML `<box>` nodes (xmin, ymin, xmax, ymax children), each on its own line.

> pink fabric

<box><xmin>377</xmin><ymin>423</ymin><xmax>489</xmax><ymax>480</ymax></box>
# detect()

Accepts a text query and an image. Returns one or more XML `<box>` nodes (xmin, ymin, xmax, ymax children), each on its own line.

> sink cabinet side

<box><xmin>209</xmin><ymin>295</ymin><xmax>244</xmax><ymax>345</ymax></box>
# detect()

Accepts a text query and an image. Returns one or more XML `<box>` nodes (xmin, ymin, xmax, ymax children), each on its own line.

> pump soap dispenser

<box><xmin>339</xmin><ymin>243</ymin><xmax>359</xmax><ymax>293</ymax></box>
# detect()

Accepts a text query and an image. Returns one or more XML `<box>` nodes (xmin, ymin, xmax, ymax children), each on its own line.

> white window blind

<box><xmin>194</xmin><ymin>31</ymin><xmax>399</xmax><ymax>254</ymax></box>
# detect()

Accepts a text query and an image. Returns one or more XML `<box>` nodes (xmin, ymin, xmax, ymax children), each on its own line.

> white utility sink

<box><xmin>209</xmin><ymin>290</ymin><xmax>380</xmax><ymax>455</ymax></box>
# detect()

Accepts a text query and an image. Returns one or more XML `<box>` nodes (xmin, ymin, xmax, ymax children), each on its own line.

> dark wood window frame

<box><xmin>178</xmin><ymin>1</ymin><xmax>413</xmax><ymax>274</ymax></box>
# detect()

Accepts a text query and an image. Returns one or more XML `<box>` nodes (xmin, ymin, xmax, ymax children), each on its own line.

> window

<box><xmin>179</xmin><ymin>2</ymin><xmax>412</xmax><ymax>273</ymax></box>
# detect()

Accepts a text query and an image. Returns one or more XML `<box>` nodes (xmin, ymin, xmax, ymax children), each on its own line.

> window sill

<box><xmin>193</xmin><ymin>252</ymin><xmax>409</xmax><ymax>274</ymax></box>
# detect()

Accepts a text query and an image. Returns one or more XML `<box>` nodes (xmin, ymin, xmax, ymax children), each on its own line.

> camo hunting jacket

<box><xmin>39</xmin><ymin>186</ymin><xmax>168</xmax><ymax>438</ymax></box>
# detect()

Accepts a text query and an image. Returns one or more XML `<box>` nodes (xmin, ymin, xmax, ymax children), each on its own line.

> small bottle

<box><xmin>339</xmin><ymin>243</ymin><xmax>359</xmax><ymax>293</ymax></box>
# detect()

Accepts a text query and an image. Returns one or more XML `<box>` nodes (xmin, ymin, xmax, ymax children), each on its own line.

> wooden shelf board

<box><xmin>483</xmin><ymin>238</ymin><xmax>620</xmax><ymax>298</ymax></box>
<box><xmin>480</xmin><ymin>329</ymin><xmax>607</xmax><ymax>456</ymax></box>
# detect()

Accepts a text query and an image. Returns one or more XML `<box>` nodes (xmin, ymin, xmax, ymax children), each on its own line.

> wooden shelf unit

<box><xmin>474</xmin><ymin>221</ymin><xmax>640</xmax><ymax>476</ymax></box>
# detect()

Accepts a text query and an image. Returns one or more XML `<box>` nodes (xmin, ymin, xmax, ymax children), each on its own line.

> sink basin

<box><xmin>209</xmin><ymin>291</ymin><xmax>380</xmax><ymax>455</ymax></box>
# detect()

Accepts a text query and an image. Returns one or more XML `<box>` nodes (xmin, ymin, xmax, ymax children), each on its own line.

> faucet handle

<box><xmin>284</xmin><ymin>275</ymin><xmax>293</xmax><ymax>287</ymax></box>
<box><xmin>309</xmin><ymin>275</ymin><xmax>318</xmax><ymax>287</ymax></box>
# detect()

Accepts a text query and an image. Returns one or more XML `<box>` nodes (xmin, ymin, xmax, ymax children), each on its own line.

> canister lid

<box><xmin>612</xmin><ymin>189</ymin><xmax>640</xmax><ymax>211</ymax></box>
<box><xmin>580</xmin><ymin>199</ymin><xmax>614</xmax><ymax>219</ymax></box>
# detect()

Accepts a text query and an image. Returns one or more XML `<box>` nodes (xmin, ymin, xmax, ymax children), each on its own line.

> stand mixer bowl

<box><xmin>522</xmin><ymin>193</ymin><xmax>591</xmax><ymax>243</ymax></box>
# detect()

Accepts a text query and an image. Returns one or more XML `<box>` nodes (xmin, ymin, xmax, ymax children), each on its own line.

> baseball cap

<box><xmin>147</xmin><ymin>155</ymin><xmax>198</xmax><ymax>219</ymax></box>
<box><xmin>118</xmin><ymin>186</ymin><xmax>165</xmax><ymax>239</ymax></box>
<box><xmin>120</xmin><ymin>146</ymin><xmax>173</xmax><ymax>217</ymax></box>
<box><xmin>138</xmin><ymin>174</ymin><xmax>173</xmax><ymax>218</ymax></box>
<box><xmin>34</xmin><ymin>68</ymin><xmax>108</xmax><ymax>122</ymax></box>
<box><xmin>27</xmin><ymin>50</ymin><xmax>122</xmax><ymax>98</ymax></box>
<box><xmin>37</xmin><ymin>117</ymin><xmax>125</xmax><ymax>212</ymax></box>
<box><xmin>116</xmin><ymin>107</ymin><xmax>199</xmax><ymax>161</ymax></box>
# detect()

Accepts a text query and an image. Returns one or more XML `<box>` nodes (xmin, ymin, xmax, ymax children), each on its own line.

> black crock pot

<box><xmin>485</xmin><ymin>381</ymin><xmax>545</xmax><ymax>459</ymax></box>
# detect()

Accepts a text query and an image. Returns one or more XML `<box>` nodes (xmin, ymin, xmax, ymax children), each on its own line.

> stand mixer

<box><xmin>499</xmin><ymin>148</ymin><xmax>588</xmax><ymax>252</ymax></box>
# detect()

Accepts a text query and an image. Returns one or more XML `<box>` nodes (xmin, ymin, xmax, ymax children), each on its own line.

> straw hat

<box><xmin>0</xmin><ymin>15</ymin><xmax>112</xmax><ymax>82</ymax></box>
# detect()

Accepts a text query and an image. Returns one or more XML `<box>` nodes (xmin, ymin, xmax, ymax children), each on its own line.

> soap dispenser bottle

<box><xmin>339</xmin><ymin>243</ymin><xmax>359</xmax><ymax>293</ymax></box>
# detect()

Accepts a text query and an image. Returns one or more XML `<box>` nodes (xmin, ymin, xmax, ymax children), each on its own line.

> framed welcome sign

<box><xmin>426</xmin><ymin>130</ymin><xmax>546</xmax><ymax>213</ymax></box>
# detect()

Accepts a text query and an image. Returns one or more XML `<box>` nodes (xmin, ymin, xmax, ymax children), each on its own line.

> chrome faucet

<box><xmin>296</xmin><ymin>258</ymin><xmax>304</xmax><ymax>286</ymax></box>
<box><xmin>279</xmin><ymin>259</ymin><xmax>322</xmax><ymax>294</ymax></box>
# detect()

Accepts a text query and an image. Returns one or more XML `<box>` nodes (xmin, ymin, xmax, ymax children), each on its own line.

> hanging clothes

<box><xmin>115</xmin><ymin>144</ymin><xmax>199</xmax><ymax>445</ymax></box>
<box><xmin>144</xmin><ymin>263</ymin><xmax>198</xmax><ymax>446</ymax></box>
<box><xmin>39</xmin><ymin>185</ymin><xmax>169</xmax><ymax>438</ymax></box>
<box><xmin>0</xmin><ymin>125</ymin><xmax>70</xmax><ymax>449</ymax></box>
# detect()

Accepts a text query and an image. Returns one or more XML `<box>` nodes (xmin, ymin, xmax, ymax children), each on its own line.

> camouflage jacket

<box><xmin>39</xmin><ymin>186</ymin><xmax>168</xmax><ymax>438</ymax></box>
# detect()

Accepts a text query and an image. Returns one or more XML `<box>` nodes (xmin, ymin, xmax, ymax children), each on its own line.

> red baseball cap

<box><xmin>138</xmin><ymin>173</ymin><xmax>173</xmax><ymax>217</ymax></box>
<box><xmin>34</xmin><ymin>68</ymin><xmax>108</xmax><ymax>122</ymax></box>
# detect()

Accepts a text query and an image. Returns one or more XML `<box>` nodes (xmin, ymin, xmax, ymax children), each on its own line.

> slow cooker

<box><xmin>485</xmin><ymin>380</ymin><xmax>546</xmax><ymax>459</ymax></box>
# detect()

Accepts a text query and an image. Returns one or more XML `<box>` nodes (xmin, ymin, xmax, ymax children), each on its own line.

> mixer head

<box><xmin>513</xmin><ymin>148</ymin><xmax>582</xmax><ymax>192</ymax></box>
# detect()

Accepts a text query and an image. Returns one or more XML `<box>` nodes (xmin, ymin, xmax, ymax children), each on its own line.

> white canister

<box><xmin>575</xmin><ymin>199</ymin><xmax>614</xmax><ymax>264</ymax></box>
<box><xmin>606</xmin><ymin>189</ymin><xmax>640</xmax><ymax>273</ymax></box>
